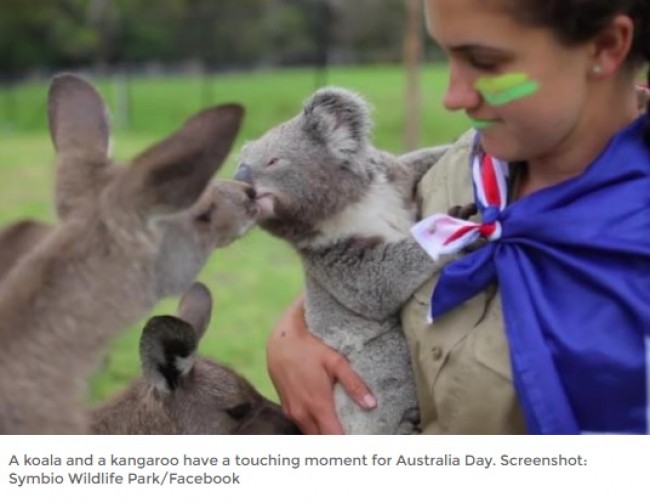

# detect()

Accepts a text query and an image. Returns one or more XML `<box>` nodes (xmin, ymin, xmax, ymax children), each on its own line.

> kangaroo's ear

<box><xmin>139</xmin><ymin>315</ymin><xmax>199</xmax><ymax>392</ymax></box>
<box><xmin>301</xmin><ymin>87</ymin><xmax>371</xmax><ymax>160</ymax></box>
<box><xmin>176</xmin><ymin>282</ymin><xmax>213</xmax><ymax>339</ymax></box>
<box><xmin>48</xmin><ymin>74</ymin><xmax>113</xmax><ymax>218</ymax></box>
<box><xmin>48</xmin><ymin>73</ymin><xmax>111</xmax><ymax>162</ymax></box>
<box><xmin>111</xmin><ymin>104</ymin><xmax>244</xmax><ymax>217</ymax></box>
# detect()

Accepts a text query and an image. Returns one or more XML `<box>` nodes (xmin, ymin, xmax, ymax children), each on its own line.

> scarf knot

<box><xmin>411</xmin><ymin>150</ymin><xmax>507</xmax><ymax>259</ymax></box>
<box><xmin>478</xmin><ymin>205</ymin><xmax>501</xmax><ymax>239</ymax></box>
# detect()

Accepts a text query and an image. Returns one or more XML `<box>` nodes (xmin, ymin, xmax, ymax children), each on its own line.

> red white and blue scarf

<box><xmin>411</xmin><ymin>117</ymin><xmax>650</xmax><ymax>434</ymax></box>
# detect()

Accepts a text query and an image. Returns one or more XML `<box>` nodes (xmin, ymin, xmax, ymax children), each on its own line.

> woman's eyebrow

<box><xmin>448</xmin><ymin>44</ymin><xmax>512</xmax><ymax>56</ymax></box>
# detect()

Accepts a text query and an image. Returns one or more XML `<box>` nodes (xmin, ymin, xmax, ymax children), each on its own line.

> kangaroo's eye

<box><xmin>226</xmin><ymin>403</ymin><xmax>252</xmax><ymax>420</ymax></box>
<box><xmin>266</xmin><ymin>158</ymin><xmax>279</xmax><ymax>167</ymax></box>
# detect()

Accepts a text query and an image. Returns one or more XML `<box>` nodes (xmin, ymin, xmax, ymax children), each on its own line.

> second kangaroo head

<box><xmin>91</xmin><ymin>283</ymin><xmax>300</xmax><ymax>435</ymax></box>
<box><xmin>47</xmin><ymin>73</ymin><xmax>257</xmax><ymax>298</ymax></box>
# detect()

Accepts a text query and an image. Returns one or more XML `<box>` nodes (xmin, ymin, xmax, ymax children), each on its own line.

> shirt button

<box><xmin>431</xmin><ymin>346</ymin><xmax>443</xmax><ymax>360</ymax></box>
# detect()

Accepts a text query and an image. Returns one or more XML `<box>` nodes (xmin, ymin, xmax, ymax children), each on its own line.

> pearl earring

<box><xmin>592</xmin><ymin>64</ymin><xmax>603</xmax><ymax>75</ymax></box>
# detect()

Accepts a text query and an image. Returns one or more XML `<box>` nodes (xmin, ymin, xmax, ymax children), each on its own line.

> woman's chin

<box><xmin>479</xmin><ymin>134</ymin><xmax>521</xmax><ymax>162</ymax></box>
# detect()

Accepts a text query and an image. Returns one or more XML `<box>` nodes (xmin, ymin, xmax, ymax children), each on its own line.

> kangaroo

<box><xmin>0</xmin><ymin>220</ymin><xmax>52</xmax><ymax>284</ymax></box>
<box><xmin>235</xmin><ymin>87</ymin><xmax>450</xmax><ymax>434</ymax></box>
<box><xmin>0</xmin><ymin>74</ymin><xmax>257</xmax><ymax>434</ymax></box>
<box><xmin>91</xmin><ymin>283</ymin><xmax>299</xmax><ymax>434</ymax></box>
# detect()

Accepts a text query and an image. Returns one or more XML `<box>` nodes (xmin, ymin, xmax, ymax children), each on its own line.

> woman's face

<box><xmin>425</xmin><ymin>0</ymin><xmax>595</xmax><ymax>162</ymax></box>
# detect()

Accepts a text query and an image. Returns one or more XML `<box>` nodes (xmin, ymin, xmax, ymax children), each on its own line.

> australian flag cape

<box><xmin>414</xmin><ymin>116</ymin><xmax>650</xmax><ymax>434</ymax></box>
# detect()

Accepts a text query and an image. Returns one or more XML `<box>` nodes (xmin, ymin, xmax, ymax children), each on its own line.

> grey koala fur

<box><xmin>235</xmin><ymin>87</ymin><xmax>449</xmax><ymax>434</ymax></box>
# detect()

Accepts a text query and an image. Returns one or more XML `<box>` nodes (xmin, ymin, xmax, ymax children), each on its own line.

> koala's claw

<box><xmin>447</xmin><ymin>203</ymin><xmax>477</xmax><ymax>220</ymax></box>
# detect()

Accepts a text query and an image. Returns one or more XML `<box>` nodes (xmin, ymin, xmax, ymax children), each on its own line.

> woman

<box><xmin>267</xmin><ymin>0</ymin><xmax>650</xmax><ymax>434</ymax></box>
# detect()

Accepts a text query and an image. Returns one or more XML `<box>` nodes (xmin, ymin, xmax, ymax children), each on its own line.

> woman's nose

<box><xmin>443</xmin><ymin>67</ymin><xmax>481</xmax><ymax>112</ymax></box>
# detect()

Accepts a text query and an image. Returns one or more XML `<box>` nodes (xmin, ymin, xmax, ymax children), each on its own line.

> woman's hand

<box><xmin>267</xmin><ymin>293</ymin><xmax>376</xmax><ymax>434</ymax></box>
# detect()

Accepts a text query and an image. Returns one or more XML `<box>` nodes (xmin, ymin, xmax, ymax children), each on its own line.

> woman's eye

<box><xmin>469</xmin><ymin>58</ymin><xmax>499</xmax><ymax>71</ymax></box>
<box><xmin>266</xmin><ymin>158</ymin><xmax>279</xmax><ymax>167</ymax></box>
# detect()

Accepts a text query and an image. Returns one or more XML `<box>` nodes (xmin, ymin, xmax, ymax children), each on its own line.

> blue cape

<box><xmin>430</xmin><ymin>116</ymin><xmax>650</xmax><ymax>434</ymax></box>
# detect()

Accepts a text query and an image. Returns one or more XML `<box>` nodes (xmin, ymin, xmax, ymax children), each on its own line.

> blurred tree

<box><xmin>177</xmin><ymin>0</ymin><xmax>267</xmax><ymax>68</ymax></box>
<box><xmin>87</xmin><ymin>0</ymin><xmax>117</xmax><ymax>72</ymax></box>
<box><xmin>403</xmin><ymin>0</ymin><xmax>423</xmax><ymax>150</ymax></box>
<box><xmin>328</xmin><ymin>0</ymin><xmax>406</xmax><ymax>63</ymax></box>
<box><xmin>113</xmin><ymin>0</ymin><xmax>187</xmax><ymax>64</ymax></box>
<box><xmin>0</xmin><ymin>0</ymin><xmax>98</xmax><ymax>75</ymax></box>
<box><xmin>0</xmin><ymin>0</ymin><xmax>442</xmax><ymax>77</ymax></box>
<box><xmin>263</xmin><ymin>0</ymin><xmax>318</xmax><ymax>66</ymax></box>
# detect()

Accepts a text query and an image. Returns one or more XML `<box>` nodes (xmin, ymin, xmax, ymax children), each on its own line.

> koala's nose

<box><xmin>234</xmin><ymin>164</ymin><xmax>254</xmax><ymax>185</ymax></box>
<box><xmin>245</xmin><ymin>185</ymin><xmax>256</xmax><ymax>200</ymax></box>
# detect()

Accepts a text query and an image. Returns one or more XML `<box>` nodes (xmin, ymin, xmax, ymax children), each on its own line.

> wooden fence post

<box><xmin>403</xmin><ymin>0</ymin><xmax>423</xmax><ymax>151</ymax></box>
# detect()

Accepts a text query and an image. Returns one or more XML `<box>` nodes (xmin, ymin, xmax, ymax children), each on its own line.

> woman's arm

<box><xmin>266</xmin><ymin>292</ymin><xmax>376</xmax><ymax>434</ymax></box>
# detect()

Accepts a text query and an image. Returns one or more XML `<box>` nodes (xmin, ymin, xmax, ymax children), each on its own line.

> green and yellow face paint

<box><xmin>475</xmin><ymin>73</ymin><xmax>539</xmax><ymax>107</ymax></box>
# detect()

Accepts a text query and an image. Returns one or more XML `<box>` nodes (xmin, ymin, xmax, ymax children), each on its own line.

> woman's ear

<box><xmin>590</xmin><ymin>14</ymin><xmax>635</xmax><ymax>78</ymax></box>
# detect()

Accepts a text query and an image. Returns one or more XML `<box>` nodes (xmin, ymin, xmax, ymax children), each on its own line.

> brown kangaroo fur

<box><xmin>0</xmin><ymin>220</ymin><xmax>52</xmax><ymax>284</ymax></box>
<box><xmin>0</xmin><ymin>74</ymin><xmax>257</xmax><ymax>434</ymax></box>
<box><xmin>91</xmin><ymin>283</ymin><xmax>299</xmax><ymax>434</ymax></box>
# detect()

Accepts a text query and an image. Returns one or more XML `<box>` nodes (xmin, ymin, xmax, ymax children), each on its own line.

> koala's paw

<box><xmin>447</xmin><ymin>202</ymin><xmax>477</xmax><ymax>220</ymax></box>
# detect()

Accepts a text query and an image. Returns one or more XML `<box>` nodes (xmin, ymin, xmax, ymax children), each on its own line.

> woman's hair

<box><xmin>502</xmin><ymin>0</ymin><xmax>650</xmax><ymax>138</ymax></box>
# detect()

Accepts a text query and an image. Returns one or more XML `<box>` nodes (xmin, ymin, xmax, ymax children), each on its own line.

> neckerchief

<box><xmin>411</xmin><ymin>117</ymin><xmax>650</xmax><ymax>434</ymax></box>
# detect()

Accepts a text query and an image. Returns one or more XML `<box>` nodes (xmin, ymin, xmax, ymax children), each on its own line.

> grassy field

<box><xmin>0</xmin><ymin>64</ymin><xmax>471</xmax><ymax>403</ymax></box>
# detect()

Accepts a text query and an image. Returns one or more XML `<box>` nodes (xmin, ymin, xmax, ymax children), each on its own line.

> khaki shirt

<box><xmin>400</xmin><ymin>131</ymin><xmax>527</xmax><ymax>434</ymax></box>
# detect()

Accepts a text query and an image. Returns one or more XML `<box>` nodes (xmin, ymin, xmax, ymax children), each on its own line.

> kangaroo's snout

<box><xmin>234</xmin><ymin>164</ymin><xmax>254</xmax><ymax>185</ymax></box>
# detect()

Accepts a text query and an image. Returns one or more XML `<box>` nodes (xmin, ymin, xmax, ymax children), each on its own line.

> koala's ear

<box><xmin>139</xmin><ymin>315</ymin><xmax>200</xmax><ymax>393</ymax></box>
<box><xmin>301</xmin><ymin>87</ymin><xmax>372</xmax><ymax>159</ymax></box>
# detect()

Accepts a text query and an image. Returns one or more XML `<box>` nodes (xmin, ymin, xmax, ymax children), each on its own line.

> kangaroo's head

<box><xmin>91</xmin><ymin>283</ymin><xmax>300</xmax><ymax>435</ymax></box>
<box><xmin>47</xmin><ymin>74</ymin><xmax>256</xmax><ymax>298</ymax></box>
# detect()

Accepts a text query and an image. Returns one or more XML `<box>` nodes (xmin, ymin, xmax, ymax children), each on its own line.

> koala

<box><xmin>235</xmin><ymin>87</ymin><xmax>449</xmax><ymax>434</ymax></box>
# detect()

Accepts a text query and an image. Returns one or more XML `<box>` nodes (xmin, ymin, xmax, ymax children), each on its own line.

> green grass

<box><xmin>0</xmin><ymin>64</ymin><xmax>471</xmax><ymax>403</ymax></box>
